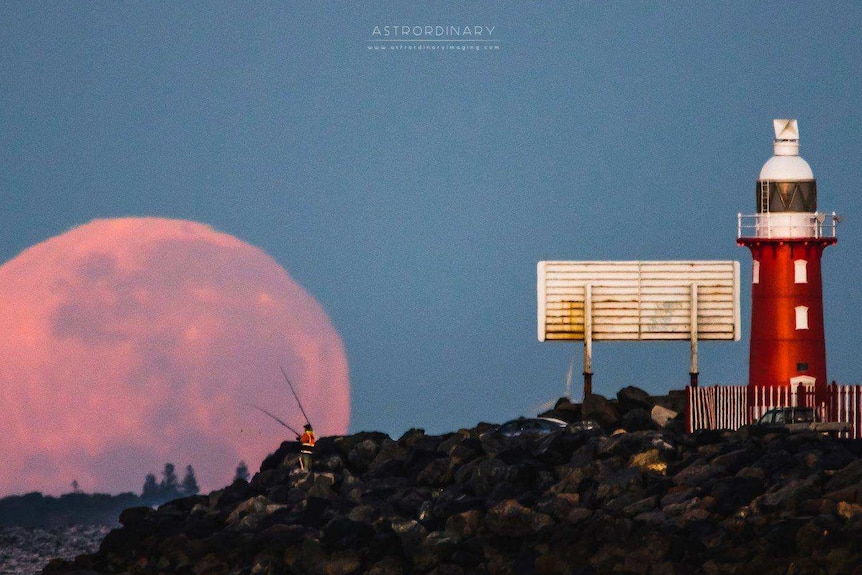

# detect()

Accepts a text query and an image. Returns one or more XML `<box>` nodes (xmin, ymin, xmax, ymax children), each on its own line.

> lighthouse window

<box><xmin>752</xmin><ymin>260</ymin><xmax>760</xmax><ymax>284</ymax></box>
<box><xmin>797</xmin><ymin>363</ymin><xmax>809</xmax><ymax>372</ymax></box>
<box><xmin>794</xmin><ymin>260</ymin><xmax>808</xmax><ymax>284</ymax></box>
<box><xmin>795</xmin><ymin>306</ymin><xmax>809</xmax><ymax>330</ymax></box>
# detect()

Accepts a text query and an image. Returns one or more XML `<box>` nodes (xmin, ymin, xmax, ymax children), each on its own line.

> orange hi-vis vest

<box><xmin>300</xmin><ymin>430</ymin><xmax>316</xmax><ymax>454</ymax></box>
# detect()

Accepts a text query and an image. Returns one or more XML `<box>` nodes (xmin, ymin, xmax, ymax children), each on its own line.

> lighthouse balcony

<box><xmin>737</xmin><ymin>212</ymin><xmax>838</xmax><ymax>240</ymax></box>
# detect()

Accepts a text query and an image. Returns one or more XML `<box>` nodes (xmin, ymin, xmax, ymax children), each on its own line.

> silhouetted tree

<box><xmin>235</xmin><ymin>461</ymin><xmax>249</xmax><ymax>482</ymax></box>
<box><xmin>141</xmin><ymin>474</ymin><xmax>159</xmax><ymax>499</ymax></box>
<box><xmin>180</xmin><ymin>465</ymin><xmax>199</xmax><ymax>496</ymax></box>
<box><xmin>160</xmin><ymin>463</ymin><xmax>180</xmax><ymax>500</ymax></box>
<box><xmin>71</xmin><ymin>480</ymin><xmax>81</xmax><ymax>493</ymax></box>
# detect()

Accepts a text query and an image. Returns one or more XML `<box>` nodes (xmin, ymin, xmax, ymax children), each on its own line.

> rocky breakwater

<box><xmin>46</xmin><ymin>394</ymin><xmax>862</xmax><ymax>575</ymax></box>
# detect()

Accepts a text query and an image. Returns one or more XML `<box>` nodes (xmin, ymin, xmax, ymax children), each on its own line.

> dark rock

<box><xmin>764</xmin><ymin>518</ymin><xmax>808</xmax><ymax>553</ymax></box>
<box><xmin>249</xmin><ymin>469</ymin><xmax>283</xmax><ymax>494</ymax></box>
<box><xmin>555</xmin><ymin>396</ymin><xmax>581</xmax><ymax>413</ymax></box>
<box><xmin>389</xmin><ymin>487</ymin><xmax>432</xmax><ymax>518</ymax></box>
<box><xmin>209</xmin><ymin>478</ymin><xmax>253</xmax><ymax>510</ymax></box>
<box><xmin>417</xmin><ymin>458</ymin><xmax>452</xmax><ymax>486</ymax></box>
<box><xmin>485</xmin><ymin>499</ymin><xmax>553</xmax><ymax>537</ymax></box>
<box><xmin>315</xmin><ymin>453</ymin><xmax>346</xmax><ymax>474</ymax></box>
<box><xmin>409</xmin><ymin>434</ymin><xmax>445</xmax><ymax>456</ymax></box>
<box><xmin>430</xmin><ymin>486</ymin><xmax>484</xmax><ymax>522</ymax></box>
<box><xmin>266</xmin><ymin>483</ymin><xmax>293</xmax><ymax>504</ymax></box>
<box><xmin>258</xmin><ymin>524</ymin><xmax>307</xmax><ymax>548</ymax></box>
<box><xmin>348</xmin><ymin>439</ymin><xmax>383</xmax><ymax>473</ymax></box>
<box><xmin>368</xmin><ymin>556</ymin><xmax>407</xmax><ymax>575</ymax></box>
<box><xmin>367</xmin><ymin>438</ymin><xmax>408</xmax><ymax>476</ymax></box>
<box><xmin>535</xmin><ymin>431</ymin><xmax>593</xmax><ymax>466</ymax></box>
<box><xmin>183</xmin><ymin>513</ymin><xmax>222</xmax><ymax>538</ymax></box>
<box><xmin>322</xmin><ymin>516</ymin><xmax>375</xmax><ymax>550</ymax></box>
<box><xmin>687</xmin><ymin>429</ymin><xmax>727</xmax><ymax>447</ymax></box>
<box><xmin>755</xmin><ymin>476</ymin><xmax>821</xmax><ymax>515</ymax></box>
<box><xmin>454</xmin><ymin>457</ymin><xmax>507</xmax><ymax>496</ymax></box>
<box><xmin>753</xmin><ymin>449</ymin><xmax>798</xmax><ymax>479</ymax></box>
<box><xmin>397</xmin><ymin>428</ymin><xmax>426</xmax><ymax>448</ymax></box>
<box><xmin>596</xmin><ymin>433</ymin><xmax>644</xmax><ymax>459</ymax></box>
<box><xmin>709</xmin><ymin>476</ymin><xmax>765</xmax><ymax>515</ymax></box>
<box><xmin>334</xmin><ymin>432</ymin><xmax>391</xmax><ymax>458</ymax></box>
<box><xmin>621</xmin><ymin>407</ymin><xmax>659</xmax><ymax>432</ymax></box>
<box><xmin>672</xmin><ymin>462</ymin><xmax>727</xmax><ymax>489</ymax></box>
<box><xmin>260</xmin><ymin>441</ymin><xmax>301</xmax><ymax>472</ymax></box>
<box><xmin>299</xmin><ymin>496</ymin><xmax>335</xmax><ymax>528</ymax></box>
<box><xmin>617</xmin><ymin>386</ymin><xmax>655</xmax><ymax>414</ymax></box>
<box><xmin>596</xmin><ymin>468</ymin><xmax>644</xmax><ymax>501</ymax></box>
<box><xmin>413</xmin><ymin>531</ymin><xmax>461</xmax><ymax>570</ymax></box>
<box><xmin>389</xmin><ymin>518</ymin><xmax>427</xmax><ymax>554</ymax></box>
<box><xmin>710</xmin><ymin>448</ymin><xmax>758</xmax><ymax>474</ymax></box>
<box><xmin>118</xmin><ymin>506</ymin><xmax>154</xmax><ymax>528</ymax></box>
<box><xmin>448</xmin><ymin>442</ymin><xmax>480</xmax><ymax>467</ymax></box>
<box><xmin>548</xmin><ymin>462</ymin><xmax>598</xmax><ymax>495</ymax></box>
<box><xmin>826</xmin><ymin>458</ymin><xmax>862</xmax><ymax>492</ymax></box>
<box><xmin>444</xmin><ymin>510</ymin><xmax>483</xmax><ymax>538</ymax></box>
<box><xmin>582</xmin><ymin>394</ymin><xmax>621</xmax><ymax>430</ymax></box>
<box><xmin>436</xmin><ymin>431</ymin><xmax>471</xmax><ymax>456</ymax></box>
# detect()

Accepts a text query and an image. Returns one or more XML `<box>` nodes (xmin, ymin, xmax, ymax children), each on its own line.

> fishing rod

<box><xmin>249</xmin><ymin>404</ymin><xmax>302</xmax><ymax>437</ymax></box>
<box><xmin>280</xmin><ymin>365</ymin><xmax>312</xmax><ymax>428</ymax></box>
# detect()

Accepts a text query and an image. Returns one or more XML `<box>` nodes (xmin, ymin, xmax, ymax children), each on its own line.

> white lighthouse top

<box><xmin>759</xmin><ymin>118</ymin><xmax>814</xmax><ymax>180</ymax></box>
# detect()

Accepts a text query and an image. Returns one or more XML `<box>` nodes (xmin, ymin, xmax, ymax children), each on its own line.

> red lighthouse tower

<box><xmin>738</xmin><ymin>120</ymin><xmax>838</xmax><ymax>406</ymax></box>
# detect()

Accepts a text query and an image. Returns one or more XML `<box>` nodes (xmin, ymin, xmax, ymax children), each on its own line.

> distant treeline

<box><xmin>0</xmin><ymin>491</ymin><xmax>141</xmax><ymax>528</ymax></box>
<box><xmin>0</xmin><ymin>461</ymin><xmax>251</xmax><ymax>528</ymax></box>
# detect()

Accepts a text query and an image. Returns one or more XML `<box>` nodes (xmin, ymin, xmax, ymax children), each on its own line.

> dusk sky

<box><xmin>2</xmin><ymin>3</ymin><xmax>862</xmax><ymax>493</ymax></box>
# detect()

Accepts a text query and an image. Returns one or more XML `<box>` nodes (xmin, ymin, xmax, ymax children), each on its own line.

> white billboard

<box><xmin>537</xmin><ymin>261</ymin><xmax>741</xmax><ymax>342</ymax></box>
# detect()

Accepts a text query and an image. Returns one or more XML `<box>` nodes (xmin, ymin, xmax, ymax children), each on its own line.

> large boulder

<box><xmin>322</xmin><ymin>516</ymin><xmax>375</xmax><ymax>550</ymax></box>
<box><xmin>582</xmin><ymin>394</ymin><xmax>621</xmax><ymax>430</ymax></box>
<box><xmin>617</xmin><ymin>386</ymin><xmax>655</xmax><ymax>414</ymax></box>
<box><xmin>484</xmin><ymin>499</ymin><xmax>553</xmax><ymax>537</ymax></box>
<box><xmin>621</xmin><ymin>408</ymin><xmax>659</xmax><ymax>432</ymax></box>
<box><xmin>347</xmin><ymin>439</ymin><xmax>382</xmax><ymax>472</ymax></box>
<box><xmin>260</xmin><ymin>441</ymin><xmax>302</xmax><ymax>472</ymax></box>
<box><xmin>650</xmin><ymin>405</ymin><xmax>679</xmax><ymax>428</ymax></box>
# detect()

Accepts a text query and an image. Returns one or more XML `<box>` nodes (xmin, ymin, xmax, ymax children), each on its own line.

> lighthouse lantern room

<box><xmin>737</xmin><ymin>119</ymin><xmax>839</xmax><ymax>406</ymax></box>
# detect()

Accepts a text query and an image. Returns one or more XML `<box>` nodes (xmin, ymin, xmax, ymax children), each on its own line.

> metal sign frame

<box><xmin>538</xmin><ymin>260</ymin><xmax>741</xmax><ymax>391</ymax></box>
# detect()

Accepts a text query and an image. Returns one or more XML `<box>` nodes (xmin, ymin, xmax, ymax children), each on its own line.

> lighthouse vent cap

<box><xmin>771</xmin><ymin>118</ymin><xmax>800</xmax><ymax>157</ymax></box>
<box><xmin>774</xmin><ymin>119</ymin><xmax>799</xmax><ymax>141</ymax></box>
<box><xmin>759</xmin><ymin>118</ymin><xmax>813</xmax><ymax>180</ymax></box>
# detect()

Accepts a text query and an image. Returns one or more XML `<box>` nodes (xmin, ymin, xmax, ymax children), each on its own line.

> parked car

<box><xmin>479</xmin><ymin>416</ymin><xmax>603</xmax><ymax>457</ymax></box>
<box><xmin>756</xmin><ymin>407</ymin><xmax>850</xmax><ymax>436</ymax></box>
<box><xmin>494</xmin><ymin>417</ymin><xmax>568</xmax><ymax>438</ymax></box>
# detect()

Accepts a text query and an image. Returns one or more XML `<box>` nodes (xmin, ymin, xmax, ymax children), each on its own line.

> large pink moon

<box><xmin>0</xmin><ymin>218</ymin><xmax>349</xmax><ymax>496</ymax></box>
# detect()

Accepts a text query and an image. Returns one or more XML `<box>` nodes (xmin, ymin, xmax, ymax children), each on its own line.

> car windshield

<box><xmin>495</xmin><ymin>418</ymin><xmax>563</xmax><ymax>436</ymax></box>
<box><xmin>791</xmin><ymin>409</ymin><xmax>814</xmax><ymax>422</ymax></box>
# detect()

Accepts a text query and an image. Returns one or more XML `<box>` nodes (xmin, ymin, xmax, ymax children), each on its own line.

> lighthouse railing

<box><xmin>737</xmin><ymin>212</ymin><xmax>838</xmax><ymax>240</ymax></box>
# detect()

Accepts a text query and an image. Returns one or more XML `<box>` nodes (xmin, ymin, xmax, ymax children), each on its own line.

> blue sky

<box><xmin>3</xmin><ymin>2</ymin><xmax>862</xmax><ymax>436</ymax></box>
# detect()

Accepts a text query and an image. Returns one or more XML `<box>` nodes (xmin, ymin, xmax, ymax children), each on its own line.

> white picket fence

<box><xmin>687</xmin><ymin>384</ymin><xmax>862</xmax><ymax>438</ymax></box>
<box><xmin>832</xmin><ymin>385</ymin><xmax>862</xmax><ymax>439</ymax></box>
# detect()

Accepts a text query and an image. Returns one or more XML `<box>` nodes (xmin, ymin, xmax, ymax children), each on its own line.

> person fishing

<box><xmin>252</xmin><ymin>366</ymin><xmax>317</xmax><ymax>471</ymax></box>
<box><xmin>298</xmin><ymin>423</ymin><xmax>316</xmax><ymax>471</ymax></box>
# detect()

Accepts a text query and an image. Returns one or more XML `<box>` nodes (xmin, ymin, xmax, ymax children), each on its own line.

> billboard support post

<box><xmin>583</xmin><ymin>284</ymin><xmax>593</xmax><ymax>397</ymax></box>
<box><xmin>690</xmin><ymin>283</ymin><xmax>699</xmax><ymax>388</ymax></box>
